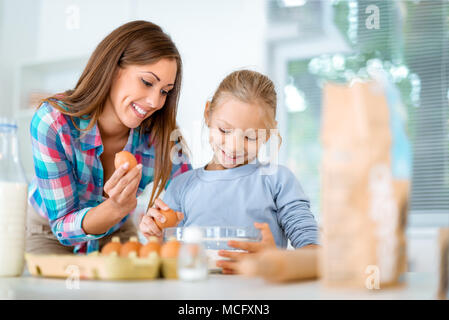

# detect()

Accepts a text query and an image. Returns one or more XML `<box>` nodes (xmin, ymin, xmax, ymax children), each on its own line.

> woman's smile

<box><xmin>130</xmin><ymin>101</ymin><xmax>153</xmax><ymax>119</ymax></box>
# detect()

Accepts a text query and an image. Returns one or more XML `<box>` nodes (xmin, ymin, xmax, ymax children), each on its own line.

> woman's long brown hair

<box><xmin>40</xmin><ymin>20</ymin><xmax>188</xmax><ymax>210</ymax></box>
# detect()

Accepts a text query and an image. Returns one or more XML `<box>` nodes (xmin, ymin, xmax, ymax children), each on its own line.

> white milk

<box><xmin>0</xmin><ymin>181</ymin><xmax>28</xmax><ymax>276</ymax></box>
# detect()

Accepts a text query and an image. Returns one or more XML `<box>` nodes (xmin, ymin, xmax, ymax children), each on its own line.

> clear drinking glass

<box><xmin>177</xmin><ymin>227</ymin><xmax>208</xmax><ymax>281</ymax></box>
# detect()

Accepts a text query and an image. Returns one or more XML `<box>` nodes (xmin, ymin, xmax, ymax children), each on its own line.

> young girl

<box><xmin>140</xmin><ymin>70</ymin><xmax>319</xmax><ymax>271</ymax></box>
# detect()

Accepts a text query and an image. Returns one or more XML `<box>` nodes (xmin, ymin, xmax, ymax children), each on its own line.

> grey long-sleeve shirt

<box><xmin>163</xmin><ymin>161</ymin><xmax>319</xmax><ymax>248</ymax></box>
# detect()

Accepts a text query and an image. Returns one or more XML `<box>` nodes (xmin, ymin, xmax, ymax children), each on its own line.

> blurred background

<box><xmin>0</xmin><ymin>0</ymin><xmax>448</xmax><ymax>273</ymax></box>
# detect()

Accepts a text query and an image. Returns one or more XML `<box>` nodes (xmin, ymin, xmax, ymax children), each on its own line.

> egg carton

<box><xmin>24</xmin><ymin>252</ymin><xmax>175</xmax><ymax>280</ymax></box>
<box><xmin>161</xmin><ymin>257</ymin><xmax>178</xmax><ymax>279</ymax></box>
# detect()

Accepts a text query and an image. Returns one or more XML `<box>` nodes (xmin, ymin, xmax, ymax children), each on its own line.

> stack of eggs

<box><xmin>100</xmin><ymin>235</ymin><xmax>181</xmax><ymax>279</ymax></box>
<box><xmin>100</xmin><ymin>236</ymin><xmax>181</xmax><ymax>259</ymax></box>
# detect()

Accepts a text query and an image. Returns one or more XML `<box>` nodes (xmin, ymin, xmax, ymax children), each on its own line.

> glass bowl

<box><xmin>163</xmin><ymin>226</ymin><xmax>262</xmax><ymax>272</ymax></box>
<box><xmin>163</xmin><ymin>226</ymin><xmax>262</xmax><ymax>249</ymax></box>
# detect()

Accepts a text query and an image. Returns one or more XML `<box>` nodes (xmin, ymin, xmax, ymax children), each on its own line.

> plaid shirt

<box><xmin>28</xmin><ymin>101</ymin><xmax>191</xmax><ymax>254</ymax></box>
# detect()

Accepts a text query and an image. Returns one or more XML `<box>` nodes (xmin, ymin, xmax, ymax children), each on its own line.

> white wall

<box><xmin>136</xmin><ymin>0</ymin><xmax>268</xmax><ymax>167</ymax></box>
<box><xmin>13</xmin><ymin>0</ymin><xmax>268</xmax><ymax>168</ymax></box>
<box><xmin>36</xmin><ymin>0</ymin><xmax>133</xmax><ymax>61</ymax></box>
<box><xmin>0</xmin><ymin>0</ymin><xmax>40</xmax><ymax>117</ymax></box>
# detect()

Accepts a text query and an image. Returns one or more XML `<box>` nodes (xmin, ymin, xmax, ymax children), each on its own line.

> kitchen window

<box><xmin>270</xmin><ymin>0</ymin><xmax>449</xmax><ymax>225</ymax></box>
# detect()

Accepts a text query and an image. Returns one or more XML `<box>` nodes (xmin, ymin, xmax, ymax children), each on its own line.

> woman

<box><xmin>26</xmin><ymin>20</ymin><xmax>191</xmax><ymax>255</ymax></box>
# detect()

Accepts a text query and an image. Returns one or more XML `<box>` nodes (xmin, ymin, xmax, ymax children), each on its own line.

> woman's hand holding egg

<box><xmin>139</xmin><ymin>198</ymin><xmax>184</xmax><ymax>239</ymax></box>
<box><xmin>104</xmin><ymin>151</ymin><xmax>142</xmax><ymax>219</ymax></box>
<box><xmin>217</xmin><ymin>222</ymin><xmax>276</xmax><ymax>274</ymax></box>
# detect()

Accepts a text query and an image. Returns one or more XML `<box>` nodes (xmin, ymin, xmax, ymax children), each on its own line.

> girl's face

<box><xmin>205</xmin><ymin>97</ymin><xmax>270</xmax><ymax>169</ymax></box>
<box><xmin>106</xmin><ymin>58</ymin><xmax>177</xmax><ymax>129</ymax></box>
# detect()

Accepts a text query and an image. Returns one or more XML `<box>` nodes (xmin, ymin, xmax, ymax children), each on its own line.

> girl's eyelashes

<box><xmin>218</xmin><ymin>127</ymin><xmax>258</xmax><ymax>141</ymax></box>
<box><xmin>219</xmin><ymin>128</ymin><xmax>231</xmax><ymax>134</ymax></box>
<box><xmin>141</xmin><ymin>78</ymin><xmax>170</xmax><ymax>95</ymax></box>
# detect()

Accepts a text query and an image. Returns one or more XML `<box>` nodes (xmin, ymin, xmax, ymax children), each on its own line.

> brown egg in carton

<box><xmin>159</xmin><ymin>236</ymin><xmax>181</xmax><ymax>279</ymax></box>
<box><xmin>101</xmin><ymin>235</ymin><xmax>182</xmax><ymax>279</ymax></box>
<box><xmin>25</xmin><ymin>236</ymin><xmax>181</xmax><ymax>280</ymax></box>
<box><xmin>100</xmin><ymin>235</ymin><xmax>181</xmax><ymax>279</ymax></box>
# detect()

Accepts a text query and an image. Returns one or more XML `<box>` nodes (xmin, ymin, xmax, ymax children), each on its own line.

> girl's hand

<box><xmin>139</xmin><ymin>198</ymin><xmax>184</xmax><ymax>239</ymax></box>
<box><xmin>217</xmin><ymin>222</ymin><xmax>276</xmax><ymax>274</ymax></box>
<box><xmin>236</xmin><ymin>245</ymin><xmax>320</xmax><ymax>282</ymax></box>
<box><xmin>103</xmin><ymin>162</ymin><xmax>142</xmax><ymax>218</ymax></box>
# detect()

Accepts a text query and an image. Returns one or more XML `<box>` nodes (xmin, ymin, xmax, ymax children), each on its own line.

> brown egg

<box><xmin>160</xmin><ymin>237</ymin><xmax>181</xmax><ymax>258</ymax></box>
<box><xmin>114</xmin><ymin>151</ymin><xmax>138</xmax><ymax>171</ymax></box>
<box><xmin>119</xmin><ymin>236</ymin><xmax>142</xmax><ymax>258</ymax></box>
<box><xmin>139</xmin><ymin>236</ymin><xmax>161</xmax><ymax>258</ymax></box>
<box><xmin>101</xmin><ymin>236</ymin><xmax>121</xmax><ymax>256</ymax></box>
<box><xmin>154</xmin><ymin>208</ymin><xmax>178</xmax><ymax>229</ymax></box>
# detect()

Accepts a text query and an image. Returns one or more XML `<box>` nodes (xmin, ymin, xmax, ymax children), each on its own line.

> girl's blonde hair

<box><xmin>207</xmin><ymin>69</ymin><xmax>282</xmax><ymax>146</ymax></box>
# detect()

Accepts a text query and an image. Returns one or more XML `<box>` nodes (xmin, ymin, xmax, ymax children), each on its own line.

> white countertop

<box><xmin>0</xmin><ymin>271</ymin><xmax>440</xmax><ymax>300</ymax></box>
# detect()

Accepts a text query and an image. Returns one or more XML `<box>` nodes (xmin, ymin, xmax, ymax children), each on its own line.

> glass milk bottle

<box><xmin>0</xmin><ymin>118</ymin><xmax>29</xmax><ymax>277</ymax></box>
<box><xmin>178</xmin><ymin>227</ymin><xmax>208</xmax><ymax>281</ymax></box>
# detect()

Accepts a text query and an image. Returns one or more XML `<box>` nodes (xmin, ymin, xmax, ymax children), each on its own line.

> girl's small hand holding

<box><xmin>217</xmin><ymin>222</ymin><xmax>277</xmax><ymax>274</ymax></box>
<box><xmin>139</xmin><ymin>198</ymin><xmax>184</xmax><ymax>239</ymax></box>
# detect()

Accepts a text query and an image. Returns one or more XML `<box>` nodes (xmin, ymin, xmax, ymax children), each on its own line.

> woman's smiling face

<box><xmin>107</xmin><ymin>58</ymin><xmax>177</xmax><ymax>129</ymax></box>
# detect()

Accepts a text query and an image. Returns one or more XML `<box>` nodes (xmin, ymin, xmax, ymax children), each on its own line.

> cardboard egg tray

<box><xmin>25</xmin><ymin>252</ymin><xmax>179</xmax><ymax>280</ymax></box>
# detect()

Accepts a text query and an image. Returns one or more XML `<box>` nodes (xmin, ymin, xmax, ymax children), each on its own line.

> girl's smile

<box><xmin>217</xmin><ymin>145</ymin><xmax>247</xmax><ymax>165</ymax></box>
